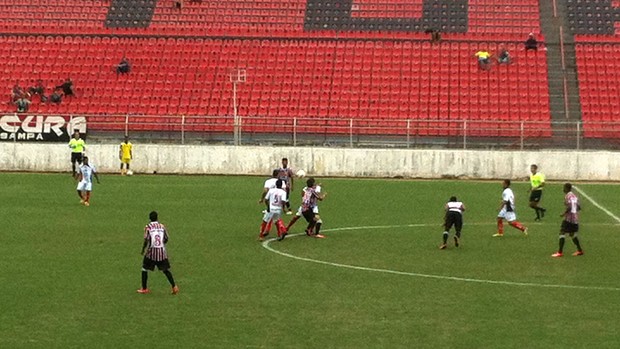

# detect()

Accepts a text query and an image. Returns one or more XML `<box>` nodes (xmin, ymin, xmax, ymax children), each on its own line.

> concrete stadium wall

<box><xmin>1</xmin><ymin>142</ymin><xmax>619</xmax><ymax>181</ymax></box>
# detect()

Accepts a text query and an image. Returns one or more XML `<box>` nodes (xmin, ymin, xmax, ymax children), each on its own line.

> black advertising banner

<box><xmin>0</xmin><ymin>115</ymin><xmax>87</xmax><ymax>142</ymax></box>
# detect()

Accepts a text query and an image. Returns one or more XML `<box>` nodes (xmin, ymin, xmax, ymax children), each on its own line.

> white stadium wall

<box><xmin>1</xmin><ymin>143</ymin><xmax>620</xmax><ymax>181</ymax></box>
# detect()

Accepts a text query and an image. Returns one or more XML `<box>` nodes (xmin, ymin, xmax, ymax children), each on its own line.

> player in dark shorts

<box><xmin>278</xmin><ymin>158</ymin><xmax>294</xmax><ymax>214</ymax></box>
<box><xmin>440</xmin><ymin>196</ymin><xmax>466</xmax><ymax>250</ymax></box>
<box><xmin>137</xmin><ymin>211</ymin><xmax>179</xmax><ymax>294</ymax></box>
<box><xmin>552</xmin><ymin>183</ymin><xmax>583</xmax><ymax>257</ymax></box>
<box><xmin>300</xmin><ymin>177</ymin><xmax>326</xmax><ymax>238</ymax></box>
<box><xmin>529</xmin><ymin>164</ymin><xmax>547</xmax><ymax>221</ymax></box>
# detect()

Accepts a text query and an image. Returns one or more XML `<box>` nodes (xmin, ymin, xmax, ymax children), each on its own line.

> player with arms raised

<box><xmin>440</xmin><ymin>196</ymin><xmax>465</xmax><ymax>249</ymax></box>
<box><xmin>552</xmin><ymin>183</ymin><xmax>584</xmax><ymax>257</ymax></box>
<box><xmin>137</xmin><ymin>211</ymin><xmax>179</xmax><ymax>294</ymax></box>
<box><xmin>76</xmin><ymin>156</ymin><xmax>100</xmax><ymax>206</ymax></box>
<box><xmin>493</xmin><ymin>179</ymin><xmax>528</xmax><ymax>237</ymax></box>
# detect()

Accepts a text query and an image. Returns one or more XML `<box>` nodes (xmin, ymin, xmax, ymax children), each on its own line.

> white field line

<box><xmin>261</xmin><ymin>224</ymin><xmax>620</xmax><ymax>292</ymax></box>
<box><xmin>573</xmin><ymin>186</ymin><xmax>620</xmax><ymax>224</ymax></box>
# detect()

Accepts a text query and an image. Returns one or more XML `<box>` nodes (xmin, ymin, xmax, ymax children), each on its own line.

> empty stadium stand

<box><xmin>0</xmin><ymin>0</ymin><xmax>552</xmax><ymax>138</ymax></box>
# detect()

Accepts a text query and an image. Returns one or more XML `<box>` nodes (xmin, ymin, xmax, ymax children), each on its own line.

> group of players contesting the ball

<box><xmin>441</xmin><ymin>164</ymin><xmax>584</xmax><ymax>258</ymax></box>
<box><xmin>70</xmin><ymin>148</ymin><xmax>583</xmax><ymax>295</ymax></box>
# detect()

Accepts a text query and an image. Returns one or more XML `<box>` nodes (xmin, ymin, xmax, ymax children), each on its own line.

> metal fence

<box><xmin>5</xmin><ymin>113</ymin><xmax>620</xmax><ymax>150</ymax></box>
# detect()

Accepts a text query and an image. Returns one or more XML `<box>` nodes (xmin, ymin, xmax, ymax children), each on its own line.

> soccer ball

<box><xmin>126</xmin><ymin>170</ymin><xmax>134</xmax><ymax>176</ymax></box>
<box><xmin>296</xmin><ymin>169</ymin><xmax>306</xmax><ymax>178</ymax></box>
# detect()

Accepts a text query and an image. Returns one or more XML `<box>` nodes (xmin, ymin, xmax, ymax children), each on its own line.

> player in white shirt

<box><xmin>440</xmin><ymin>196</ymin><xmax>465</xmax><ymax>250</ymax></box>
<box><xmin>258</xmin><ymin>179</ymin><xmax>288</xmax><ymax>241</ymax></box>
<box><xmin>76</xmin><ymin>156</ymin><xmax>100</xmax><ymax>207</ymax></box>
<box><xmin>494</xmin><ymin>179</ymin><xmax>528</xmax><ymax>237</ymax></box>
<box><xmin>258</xmin><ymin>169</ymin><xmax>287</xmax><ymax>234</ymax></box>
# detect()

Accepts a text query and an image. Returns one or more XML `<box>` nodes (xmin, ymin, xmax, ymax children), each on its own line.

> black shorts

<box><xmin>529</xmin><ymin>190</ymin><xmax>543</xmax><ymax>202</ymax></box>
<box><xmin>444</xmin><ymin>211</ymin><xmax>463</xmax><ymax>233</ymax></box>
<box><xmin>71</xmin><ymin>152</ymin><xmax>83</xmax><ymax>164</ymax></box>
<box><xmin>561</xmin><ymin>221</ymin><xmax>579</xmax><ymax>233</ymax></box>
<box><xmin>142</xmin><ymin>256</ymin><xmax>171</xmax><ymax>271</ymax></box>
<box><xmin>302</xmin><ymin>209</ymin><xmax>315</xmax><ymax>223</ymax></box>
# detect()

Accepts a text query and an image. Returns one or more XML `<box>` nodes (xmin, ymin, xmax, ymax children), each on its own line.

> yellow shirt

<box><xmin>530</xmin><ymin>173</ymin><xmax>545</xmax><ymax>190</ymax></box>
<box><xmin>69</xmin><ymin>138</ymin><xmax>85</xmax><ymax>153</ymax></box>
<box><xmin>120</xmin><ymin>142</ymin><xmax>133</xmax><ymax>159</ymax></box>
<box><xmin>475</xmin><ymin>51</ymin><xmax>491</xmax><ymax>59</ymax></box>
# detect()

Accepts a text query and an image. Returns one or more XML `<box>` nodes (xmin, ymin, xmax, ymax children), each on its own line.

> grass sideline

<box><xmin>2</xmin><ymin>173</ymin><xmax>620</xmax><ymax>348</ymax></box>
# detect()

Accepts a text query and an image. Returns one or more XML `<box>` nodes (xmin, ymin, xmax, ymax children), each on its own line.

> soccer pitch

<box><xmin>2</xmin><ymin>173</ymin><xmax>620</xmax><ymax>348</ymax></box>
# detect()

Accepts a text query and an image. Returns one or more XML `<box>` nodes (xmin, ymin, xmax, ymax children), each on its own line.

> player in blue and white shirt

<box><xmin>76</xmin><ymin>156</ymin><xmax>100</xmax><ymax>206</ymax></box>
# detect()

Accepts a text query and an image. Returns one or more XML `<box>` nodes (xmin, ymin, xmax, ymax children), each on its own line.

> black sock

<box><xmin>315</xmin><ymin>222</ymin><xmax>322</xmax><ymax>234</ymax></box>
<box><xmin>141</xmin><ymin>271</ymin><xmax>148</xmax><ymax>289</ymax></box>
<box><xmin>306</xmin><ymin>222</ymin><xmax>316</xmax><ymax>234</ymax></box>
<box><xmin>572</xmin><ymin>237</ymin><xmax>582</xmax><ymax>251</ymax></box>
<box><xmin>455</xmin><ymin>231</ymin><xmax>461</xmax><ymax>238</ymax></box>
<box><xmin>442</xmin><ymin>232</ymin><xmax>449</xmax><ymax>244</ymax></box>
<box><xmin>77</xmin><ymin>190</ymin><xmax>82</xmax><ymax>199</ymax></box>
<box><xmin>558</xmin><ymin>235</ymin><xmax>566</xmax><ymax>253</ymax></box>
<box><xmin>534</xmin><ymin>207</ymin><xmax>540</xmax><ymax>219</ymax></box>
<box><xmin>163</xmin><ymin>270</ymin><xmax>176</xmax><ymax>287</ymax></box>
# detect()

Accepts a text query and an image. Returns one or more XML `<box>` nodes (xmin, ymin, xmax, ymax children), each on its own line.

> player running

<box><xmin>529</xmin><ymin>164</ymin><xmax>547</xmax><ymax>221</ymax></box>
<box><xmin>137</xmin><ymin>211</ymin><xmax>179</xmax><ymax>294</ymax></box>
<box><xmin>440</xmin><ymin>196</ymin><xmax>465</xmax><ymax>249</ymax></box>
<box><xmin>259</xmin><ymin>179</ymin><xmax>288</xmax><ymax>241</ymax></box>
<box><xmin>258</xmin><ymin>169</ymin><xmax>286</xmax><ymax>234</ymax></box>
<box><xmin>552</xmin><ymin>183</ymin><xmax>584</xmax><ymax>257</ymax></box>
<box><xmin>277</xmin><ymin>158</ymin><xmax>294</xmax><ymax>214</ymax></box>
<box><xmin>300</xmin><ymin>177</ymin><xmax>327</xmax><ymax>238</ymax></box>
<box><xmin>119</xmin><ymin>136</ymin><xmax>133</xmax><ymax>175</ymax></box>
<box><xmin>493</xmin><ymin>179</ymin><xmax>528</xmax><ymax>237</ymax></box>
<box><xmin>76</xmin><ymin>156</ymin><xmax>100</xmax><ymax>206</ymax></box>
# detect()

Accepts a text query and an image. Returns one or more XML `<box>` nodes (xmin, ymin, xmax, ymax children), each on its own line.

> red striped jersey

<box><xmin>301</xmin><ymin>186</ymin><xmax>319</xmax><ymax>211</ymax></box>
<box><xmin>564</xmin><ymin>192</ymin><xmax>580</xmax><ymax>224</ymax></box>
<box><xmin>144</xmin><ymin>221</ymin><xmax>169</xmax><ymax>261</ymax></box>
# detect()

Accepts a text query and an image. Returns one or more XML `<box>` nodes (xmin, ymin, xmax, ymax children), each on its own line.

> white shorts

<box><xmin>263</xmin><ymin>210</ymin><xmax>282</xmax><ymax>223</ymax></box>
<box><xmin>295</xmin><ymin>206</ymin><xmax>319</xmax><ymax>217</ymax></box>
<box><xmin>77</xmin><ymin>181</ymin><xmax>92</xmax><ymax>191</ymax></box>
<box><xmin>497</xmin><ymin>208</ymin><xmax>516</xmax><ymax>222</ymax></box>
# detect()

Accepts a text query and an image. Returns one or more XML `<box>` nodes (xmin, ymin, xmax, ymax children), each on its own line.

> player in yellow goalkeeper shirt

<box><xmin>119</xmin><ymin>136</ymin><xmax>133</xmax><ymax>175</ymax></box>
<box><xmin>529</xmin><ymin>164</ymin><xmax>547</xmax><ymax>221</ymax></box>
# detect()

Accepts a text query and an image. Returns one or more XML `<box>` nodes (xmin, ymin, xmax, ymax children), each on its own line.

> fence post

<box><xmin>463</xmin><ymin>120</ymin><xmax>467</xmax><ymax>149</ymax></box>
<box><xmin>406</xmin><ymin>119</ymin><xmax>410</xmax><ymax>148</ymax></box>
<box><xmin>349</xmin><ymin>118</ymin><xmax>353</xmax><ymax>148</ymax></box>
<box><xmin>520</xmin><ymin>121</ymin><xmax>524</xmax><ymax>150</ymax></box>
<box><xmin>181</xmin><ymin>115</ymin><xmax>185</xmax><ymax>145</ymax></box>
<box><xmin>124</xmin><ymin>114</ymin><xmax>129</xmax><ymax>136</ymax></box>
<box><xmin>293</xmin><ymin>117</ymin><xmax>297</xmax><ymax>147</ymax></box>
<box><xmin>576</xmin><ymin>121</ymin><xmax>581</xmax><ymax>150</ymax></box>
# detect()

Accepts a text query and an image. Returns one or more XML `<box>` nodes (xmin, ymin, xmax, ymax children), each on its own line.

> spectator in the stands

<box><xmin>474</xmin><ymin>50</ymin><xmax>492</xmax><ymax>70</ymax></box>
<box><xmin>525</xmin><ymin>33</ymin><xmax>538</xmax><ymax>51</ymax></box>
<box><xmin>496</xmin><ymin>46</ymin><xmax>511</xmax><ymax>64</ymax></box>
<box><xmin>57</xmin><ymin>78</ymin><xmax>75</xmax><ymax>97</ymax></box>
<box><xmin>11</xmin><ymin>83</ymin><xmax>25</xmax><ymax>102</ymax></box>
<box><xmin>424</xmin><ymin>28</ymin><xmax>441</xmax><ymax>43</ymax></box>
<box><xmin>116</xmin><ymin>57</ymin><xmax>131</xmax><ymax>75</ymax></box>
<box><xmin>28</xmin><ymin>79</ymin><xmax>47</xmax><ymax>102</ymax></box>
<box><xmin>50</xmin><ymin>88</ymin><xmax>63</xmax><ymax>104</ymax></box>
<box><xmin>15</xmin><ymin>96</ymin><xmax>31</xmax><ymax>113</ymax></box>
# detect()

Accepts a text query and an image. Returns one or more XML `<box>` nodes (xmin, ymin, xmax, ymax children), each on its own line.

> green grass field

<box><xmin>2</xmin><ymin>173</ymin><xmax>620</xmax><ymax>348</ymax></box>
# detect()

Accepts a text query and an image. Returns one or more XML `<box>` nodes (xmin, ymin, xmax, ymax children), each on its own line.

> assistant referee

<box><xmin>68</xmin><ymin>131</ymin><xmax>85</xmax><ymax>175</ymax></box>
<box><xmin>529</xmin><ymin>164</ymin><xmax>546</xmax><ymax>221</ymax></box>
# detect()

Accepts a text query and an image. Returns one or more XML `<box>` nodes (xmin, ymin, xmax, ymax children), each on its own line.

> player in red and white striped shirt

<box><xmin>137</xmin><ymin>211</ymin><xmax>179</xmax><ymax>294</ymax></box>
<box><xmin>552</xmin><ymin>183</ymin><xmax>584</xmax><ymax>257</ymax></box>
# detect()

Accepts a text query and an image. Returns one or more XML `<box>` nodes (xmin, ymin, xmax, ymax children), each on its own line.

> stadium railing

<box><xmin>5</xmin><ymin>114</ymin><xmax>618</xmax><ymax>150</ymax></box>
